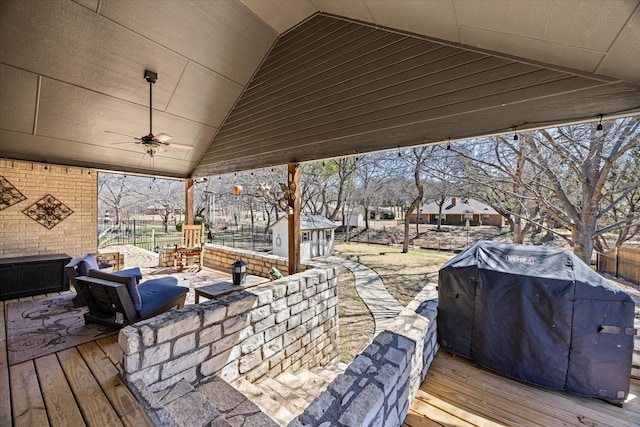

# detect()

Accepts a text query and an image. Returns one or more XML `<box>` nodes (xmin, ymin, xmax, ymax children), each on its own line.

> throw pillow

<box><xmin>76</xmin><ymin>254</ymin><xmax>99</xmax><ymax>276</ymax></box>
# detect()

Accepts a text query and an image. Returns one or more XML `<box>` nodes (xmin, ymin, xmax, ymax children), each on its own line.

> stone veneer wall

<box><xmin>203</xmin><ymin>244</ymin><xmax>294</xmax><ymax>277</ymax></box>
<box><xmin>290</xmin><ymin>285</ymin><xmax>439</xmax><ymax>427</ymax></box>
<box><xmin>119</xmin><ymin>264</ymin><xmax>339</xmax><ymax>394</ymax></box>
<box><xmin>0</xmin><ymin>159</ymin><xmax>97</xmax><ymax>258</ymax></box>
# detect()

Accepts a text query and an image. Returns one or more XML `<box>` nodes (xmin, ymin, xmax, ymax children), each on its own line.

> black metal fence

<box><xmin>98</xmin><ymin>219</ymin><xmax>272</xmax><ymax>253</ymax></box>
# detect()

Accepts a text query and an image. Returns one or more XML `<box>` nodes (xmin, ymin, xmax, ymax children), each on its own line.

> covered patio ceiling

<box><xmin>1</xmin><ymin>1</ymin><xmax>640</xmax><ymax>178</ymax></box>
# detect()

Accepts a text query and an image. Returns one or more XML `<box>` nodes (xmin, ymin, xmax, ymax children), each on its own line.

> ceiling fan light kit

<box><xmin>108</xmin><ymin>69</ymin><xmax>193</xmax><ymax>156</ymax></box>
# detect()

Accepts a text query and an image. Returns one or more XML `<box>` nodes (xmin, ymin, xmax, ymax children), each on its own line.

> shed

<box><xmin>343</xmin><ymin>211</ymin><xmax>364</xmax><ymax>228</ymax></box>
<box><xmin>271</xmin><ymin>215</ymin><xmax>337</xmax><ymax>261</ymax></box>
<box><xmin>438</xmin><ymin>241</ymin><xmax>635</xmax><ymax>402</ymax></box>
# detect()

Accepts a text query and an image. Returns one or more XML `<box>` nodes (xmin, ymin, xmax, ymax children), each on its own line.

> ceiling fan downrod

<box><xmin>144</xmin><ymin>70</ymin><xmax>157</xmax><ymax>138</ymax></box>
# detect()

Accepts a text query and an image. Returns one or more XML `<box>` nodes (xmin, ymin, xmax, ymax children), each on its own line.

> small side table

<box><xmin>195</xmin><ymin>276</ymin><xmax>266</xmax><ymax>303</ymax></box>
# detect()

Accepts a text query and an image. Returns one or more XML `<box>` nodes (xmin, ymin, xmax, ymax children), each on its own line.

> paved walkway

<box><xmin>324</xmin><ymin>256</ymin><xmax>405</xmax><ymax>334</ymax></box>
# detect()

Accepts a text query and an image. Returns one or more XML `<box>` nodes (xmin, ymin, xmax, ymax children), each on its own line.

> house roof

<box><xmin>272</xmin><ymin>214</ymin><xmax>337</xmax><ymax>231</ymax></box>
<box><xmin>2</xmin><ymin>1</ymin><xmax>640</xmax><ymax>178</ymax></box>
<box><xmin>421</xmin><ymin>197</ymin><xmax>498</xmax><ymax>215</ymax></box>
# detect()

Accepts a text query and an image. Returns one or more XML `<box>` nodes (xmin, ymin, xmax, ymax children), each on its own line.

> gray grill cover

<box><xmin>438</xmin><ymin>241</ymin><xmax>634</xmax><ymax>402</ymax></box>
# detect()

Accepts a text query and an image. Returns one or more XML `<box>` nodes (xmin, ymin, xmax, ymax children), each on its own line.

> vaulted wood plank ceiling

<box><xmin>1</xmin><ymin>1</ymin><xmax>640</xmax><ymax>178</ymax></box>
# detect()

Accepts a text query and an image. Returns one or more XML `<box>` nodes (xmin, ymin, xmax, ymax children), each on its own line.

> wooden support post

<box><xmin>185</xmin><ymin>178</ymin><xmax>194</xmax><ymax>225</ymax></box>
<box><xmin>288</xmin><ymin>162</ymin><xmax>301</xmax><ymax>275</ymax></box>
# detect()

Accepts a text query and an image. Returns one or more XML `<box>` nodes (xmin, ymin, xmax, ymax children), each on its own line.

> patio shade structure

<box><xmin>2</xmin><ymin>1</ymin><xmax>640</xmax><ymax>274</ymax></box>
<box><xmin>1</xmin><ymin>1</ymin><xmax>640</xmax><ymax>178</ymax></box>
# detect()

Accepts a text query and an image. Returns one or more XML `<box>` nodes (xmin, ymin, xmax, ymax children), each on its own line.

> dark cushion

<box><xmin>111</xmin><ymin>267</ymin><xmax>143</xmax><ymax>283</ymax></box>
<box><xmin>87</xmin><ymin>269</ymin><xmax>142</xmax><ymax>311</ymax></box>
<box><xmin>137</xmin><ymin>277</ymin><xmax>187</xmax><ymax>318</ymax></box>
<box><xmin>76</xmin><ymin>254</ymin><xmax>99</xmax><ymax>276</ymax></box>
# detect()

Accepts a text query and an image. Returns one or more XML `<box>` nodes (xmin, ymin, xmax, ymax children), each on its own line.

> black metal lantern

<box><xmin>231</xmin><ymin>258</ymin><xmax>247</xmax><ymax>286</ymax></box>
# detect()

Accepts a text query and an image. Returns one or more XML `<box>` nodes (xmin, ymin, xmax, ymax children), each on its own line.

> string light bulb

<box><xmin>513</xmin><ymin>128</ymin><xmax>519</xmax><ymax>141</ymax></box>
<box><xmin>595</xmin><ymin>115</ymin><xmax>604</xmax><ymax>137</ymax></box>
<box><xmin>446</xmin><ymin>138</ymin><xmax>451</xmax><ymax>150</ymax></box>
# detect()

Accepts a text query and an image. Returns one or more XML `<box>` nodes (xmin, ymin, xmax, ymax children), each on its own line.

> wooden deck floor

<box><xmin>404</xmin><ymin>351</ymin><xmax>640</xmax><ymax>427</ymax></box>
<box><xmin>3</xmin><ymin>289</ymin><xmax>639</xmax><ymax>426</ymax></box>
<box><xmin>0</xmin><ymin>295</ymin><xmax>155</xmax><ymax>427</ymax></box>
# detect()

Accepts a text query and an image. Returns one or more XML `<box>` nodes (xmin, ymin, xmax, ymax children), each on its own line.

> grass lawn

<box><xmin>334</xmin><ymin>243</ymin><xmax>455</xmax><ymax>306</ymax></box>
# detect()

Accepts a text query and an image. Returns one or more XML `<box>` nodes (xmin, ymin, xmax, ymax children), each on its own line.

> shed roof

<box><xmin>271</xmin><ymin>215</ymin><xmax>337</xmax><ymax>231</ymax></box>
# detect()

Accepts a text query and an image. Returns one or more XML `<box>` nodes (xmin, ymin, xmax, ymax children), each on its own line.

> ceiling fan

<box><xmin>108</xmin><ymin>70</ymin><xmax>194</xmax><ymax>157</ymax></box>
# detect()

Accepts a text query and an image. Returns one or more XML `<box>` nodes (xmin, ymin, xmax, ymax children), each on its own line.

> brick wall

<box><xmin>0</xmin><ymin>159</ymin><xmax>97</xmax><ymax>258</ymax></box>
<box><xmin>203</xmin><ymin>244</ymin><xmax>300</xmax><ymax>277</ymax></box>
<box><xmin>119</xmin><ymin>264</ymin><xmax>340</xmax><ymax>393</ymax></box>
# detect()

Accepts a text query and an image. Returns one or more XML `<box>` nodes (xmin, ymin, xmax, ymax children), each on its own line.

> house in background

<box><xmin>271</xmin><ymin>215</ymin><xmax>337</xmax><ymax>261</ymax></box>
<box><xmin>410</xmin><ymin>197</ymin><xmax>502</xmax><ymax>227</ymax></box>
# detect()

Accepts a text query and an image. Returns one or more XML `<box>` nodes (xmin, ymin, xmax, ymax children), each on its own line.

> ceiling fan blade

<box><xmin>105</xmin><ymin>130</ymin><xmax>140</xmax><ymax>140</ymax></box>
<box><xmin>155</xmin><ymin>133</ymin><xmax>172</xmax><ymax>142</ymax></box>
<box><xmin>110</xmin><ymin>141</ymin><xmax>139</xmax><ymax>146</ymax></box>
<box><xmin>167</xmin><ymin>142</ymin><xmax>195</xmax><ymax>150</ymax></box>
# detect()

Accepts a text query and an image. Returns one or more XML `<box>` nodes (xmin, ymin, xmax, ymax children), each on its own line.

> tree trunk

<box><xmin>512</xmin><ymin>204</ymin><xmax>525</xmax><ymax>244</ymax></box>
<box><xmin>364</xmin><ymin>207</ymin><xmax>370</xmax><ymax>229</ymax></box>
<box><xmin>436</xmin><ymin>203</ymin><xmax>444</xmax><ymax>231</ymax></box>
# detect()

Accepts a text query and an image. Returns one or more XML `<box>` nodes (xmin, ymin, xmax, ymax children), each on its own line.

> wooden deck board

<box><xmin>408</xmin><ymin>388</ymin><xmax>503</xmax><ymax>427</ymax></box>
<box><xmin>34</xmin><ymin>354</ymin><xmax>86</xmax><ymax>426</ymax></box>
<box><xmin>431</xmin><ymin>353</ymin><xmax>638</xmax><ymax>426</ymax></box>
<box><xmin>9</xmin><ymin>360</ymin><xmax>49</xmax><ymax>427</ymax></box>
<box><xmin>77</xmin><ymin>341</ymin><xmax>154</xmax><ymax>426</ymax></box>
<box><xmin>57</xmin><ymin>347</ymin><xmax>124</xmax><ymax>427</ymax></box>
<box><xmin>408</xmin><ymin>351</ymin><xmax>640</xmax><ymax>427</ymax></box>
<box><xmin>0</xmin><ymin>299</ymin><xmax>12</xmax><ymax>427</ymax></box>
<box><xmin>95</xmin><ymin>335</ymin><xmax>123</xmax><ymax>370</ymax></box>
<box><xmin>0</xmin><ymin>341</ymin><xmax>11</xmax><ymax>427</ymax></box>
<box><xmin>2</xmin><ymin>298</ymin><xmax>154</xmax><ymax>427</ymax></box>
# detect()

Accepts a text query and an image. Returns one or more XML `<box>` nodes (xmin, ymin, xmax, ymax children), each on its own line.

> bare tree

<box><xmin>353</xmin><ymin>154</ymin><xmax>388</xmax><ymax>229</ymax></box>
<box><xmin>325</xmin><ymin>158</ymin><xmax>357</xmax><ymax>221</ymax></box>
<box><xmin>145</xmin><ymin>178</ymin><xmax>185</xmax><ymax>233</ymax></box>
<box><xmin>453</xmin><ymin>137</ymin><xmax>545</xmax><ymax>243</ymax></box>
<box><xmin>423</xmin><ymin>147</ymin><xmax>461</xmax><ymax>231</ymax></box>
<box><xmin>453</xmin><ymin>117</ymin><xmax>640</xmax><ymax>262</ymax></box>
<box><xmin>300</xmin><ymin>162</ymin><xmax>328</xmax><ymax>215</ymax></box>
<box><xmin>98</xmin><ymin>173</ymin><xmax>139</xmax><ymax>224</ymax></box>
<box><xmin>402</xmin><ymin>147</ymin><xmax>430</xmax><ymax>253</ymax></box>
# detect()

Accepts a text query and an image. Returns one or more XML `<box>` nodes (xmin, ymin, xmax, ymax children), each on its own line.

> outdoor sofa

<box><xmin>75</xmin><ymin>269</ymin><xmax>188</xmax><ymax>327</ymax></box>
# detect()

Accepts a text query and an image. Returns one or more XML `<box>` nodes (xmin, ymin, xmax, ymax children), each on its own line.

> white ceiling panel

<box><xmin>455</xmin><ymin>0</ymin><xmax>636</xmax><ymax>51</ymax></box>
<box><xmin>310</xmin><ymin>0</ymin><xmax>375</xmax><ymax>23</ymax></box>
<box><xmin>366</xmin><ymin>0</ymin><xmax>460</xmax><ymax>42</ymax></box>
<box><xmin>36</xmin><ymin>78</ymin><xmax>213</xmax><ymax>164</ymax></box>
<box><xmin>166</xmin><ymin>62</ymin><xmax>244</xmax><ymax>128</ymax></box>
<box><xmin>240</xmin><ymin>0</ymin><xmax>316</xmax><ymax>33</ymax></box>
<box><xmin>0</xmin><ymin>1</ymin><xmax>187</xmax><ymax>108</ymax></box>
<box><xmin>99</xmin><ymin>0</ymin><xmax>277</xmax><ymax>86</ymax></box>
<box><xmin>0</xmin><ymin>129</ymin><xmax>195</xmax><ymax>177</ymax></box>
<box><xmin>0</xmin><ymin>65</ymin><xmax>38</xmax><ymax>134</ymax></box>
<box><xmin>459</xmin><ymin>26</ymin><xmax>607</xmax><ymax>75</ymax></box>
<box><xmin>598</xmin><ymin>6</ymin><xmax>640</xmax><ymax>83</ymax></box>
<box><xmin>72</xmin><ymin>0</ymin><xmax>99</xmax><ymax>13</ymax></box>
